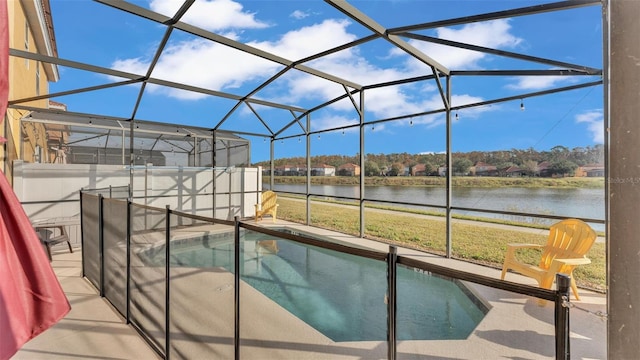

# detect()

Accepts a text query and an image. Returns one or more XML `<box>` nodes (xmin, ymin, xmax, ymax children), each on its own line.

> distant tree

<box><xmin>423</xmin><ymin>162</ymin><xmax>435</xmax><ymax>176</ymax></box>
<box><xmin>549</xmin><ymin>159</ymin><xmax>578</xmax><ymax>176</ymax></box>
<box><xmin>495</xmin><ymin>162</ymin><xmax>515</xmax><ymax>176</ymax></box>
<box><xmin>466</xmin><ymin>150</ymin><xmax>489</xmax><ymax>165</ymax></box>
<box><xmin>367</xmin><ymin>153</ymin><xmax>388</xmax><ymax>171</ymax></box>
<box><xmin>587</xmin><ymin>144</ymin><xmax>605</xmax><ymax>164</ymax></box>
<box><xmin>492</xmin><ymin>151</ymin><xmax>513</xmax><ymax>165</ymax></box>
<box><xmin>388</xmin><ymin>162</ymin><xmax>403</xmax><ymax>176</ymax></box>
<box><xmin>551</xmin><ymin>145</ymin><xmax>570</xmax><ymax>162</ymax></box>
<box><xmin>266</xmin><ymin>146</ymin><xmax>597</xmax><ymax>178</ymax></box>
<box><xmin>521</xmin><ymin>160</ymin><xmax>539</xmax><ymax>176</ymax></box>
<box><xmin>569</xmin><ymin>147</ymin><xmax>588</xmax><ymax>166</ymax></box>
<box><xmin>365</xmin><ymin>161</ymin><xmax>380</xmax><ymax>176</ymax></box>
<box><xmin>452</xmin><ymin>158</ymin><xmax>472</xmax><ymax>175</ymax></box>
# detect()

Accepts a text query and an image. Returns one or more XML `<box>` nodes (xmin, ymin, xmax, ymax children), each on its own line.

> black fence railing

<box><xmin>80</xmin><ymin>191</ymin><xmax>572</xmax><ymax>360</ymax></box>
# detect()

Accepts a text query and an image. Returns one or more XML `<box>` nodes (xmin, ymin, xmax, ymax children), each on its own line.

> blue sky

<box><xmin>47</xmin><ymin>0</ymin><xmax>603</xmax><ymax>163</ymax></box>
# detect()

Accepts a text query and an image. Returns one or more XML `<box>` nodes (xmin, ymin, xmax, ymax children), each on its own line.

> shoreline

<box><xmin>278</xmin><ymin>193</ymin><xmax>607</xmax><ymax>237</ymax></box>
<box><xmin>264</xmin><ymin>175</ymin><xmax>604</xmax><ymax>189</ymax></box>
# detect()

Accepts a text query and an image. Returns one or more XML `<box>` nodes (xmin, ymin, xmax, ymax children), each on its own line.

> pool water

<box><xmin>150</xmin><ymin>229</ymin><xmax>487</xmax><ymax>342</ymax></box>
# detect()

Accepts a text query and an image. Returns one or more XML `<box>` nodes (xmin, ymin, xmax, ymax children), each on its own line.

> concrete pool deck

<box><xmin>13</xmin><ymin>220</ymin><xmax>606</xmax><ymax>359</ymax></box>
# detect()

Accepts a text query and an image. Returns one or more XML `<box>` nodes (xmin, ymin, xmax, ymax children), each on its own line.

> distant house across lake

<box><xmin>312</xmin><ymin>164</ymin><xmax>336</xmax><ymax>176</ymax></box>
<box><xmin>471</xmin><ymin>162</ymin><xmax>498</xmax><ymax>176</ymax></box>
<box><xmin>337</xmin><ymin>163</ymin><xmax>360</xmax><ymax>176</ymax></box>
<box><xmin>576</xmin><ymin>164</ymin><xmax>605</xmax><ymax>177</ymax></box>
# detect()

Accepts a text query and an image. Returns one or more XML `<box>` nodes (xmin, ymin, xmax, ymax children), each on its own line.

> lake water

<box><xmin>272</xmin><ymin>183</ymin><xmax>605</xmax><ymax>230</ymax></box>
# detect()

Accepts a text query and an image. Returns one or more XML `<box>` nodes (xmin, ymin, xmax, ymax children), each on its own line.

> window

<box><xmin>24</xmin><ymin>21</ymin><xmax>29</xmax><ymax>68</ymax></box>
<box><xmin>36</xmin><ymin>62</ymin><xmax>40</xmax><ymax>96</ymax></box>
<box><xmin>34</xmin><ymin>145</ymin><xmax>41</xmax><ymax>163</ymax></box>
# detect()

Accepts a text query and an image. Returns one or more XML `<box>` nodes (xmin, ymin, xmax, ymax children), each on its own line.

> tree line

<box><xmin>255</xmin><ymin>144</ymin><xmax>604</xmax><ymax>177</ymax></box>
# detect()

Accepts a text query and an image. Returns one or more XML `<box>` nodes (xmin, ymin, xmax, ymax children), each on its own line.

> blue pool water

<box><xmin>147</xmin><ymin>229</ymin><xmax>487</xmax><ymax>342</ymax></box>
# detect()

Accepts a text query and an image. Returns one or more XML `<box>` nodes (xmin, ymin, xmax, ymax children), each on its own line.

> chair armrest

<box><xmin>506</xmin><ymin>243</ymin><xmax>544</xmax><ymax>250</ymax></box>
<box><xmin>42</xmin><ymin>234</ymin><xmax>70</xmax><ymax>246</ymax></box>
<box><xmin>552</xmin><ymin>257</ymin><xmax>591</xmax><ymax>267</ymax></box>
<box><xmin>503</xmin><ymin>243</ymin><xmax>544</xmax><ymax>265</ymax></box>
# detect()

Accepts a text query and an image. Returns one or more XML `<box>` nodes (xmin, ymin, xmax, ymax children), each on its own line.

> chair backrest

<box><xmin>539</xmin><ymin>218</ymin><xmax>597</xmax><ymax>270</ymax></box>
<box><xmin>261</xmin><ymin>191</ymin><xmax>277</xmax><ymax>210</ymax></box>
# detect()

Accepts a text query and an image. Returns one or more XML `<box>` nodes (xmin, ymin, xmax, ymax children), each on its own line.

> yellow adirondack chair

<box><xmin>255</xmin><ymin>190</ymin><xmax>279</xmax><ymax>222</ymax></box>
<box><xmin>500</xmin><ymin>218</ymin><xmax>597</xmax><ymax>300</ymax></box>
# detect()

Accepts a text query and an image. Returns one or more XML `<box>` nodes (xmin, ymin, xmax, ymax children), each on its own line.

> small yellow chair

<box><xmin>255</xmin><ymin>190</ymin><xmax>279</xmax><ymax>222</ymax></box>
<box><xmin>500</xmin><ymin>218</ymin><xmax>597</xmax><ymax>300</ymax></box>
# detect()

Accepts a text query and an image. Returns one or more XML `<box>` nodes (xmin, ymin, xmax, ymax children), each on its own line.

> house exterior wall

<box><xmin>576</xmin><ymin>165</ymin><xmax>605</xmax><ymax>177</ymax></box>
<box><xmin>337</xmin><ymin>163</ymin><xmax>360</xmax><ymax>176</ymax></box>
<box><xmin>2</xmin><ymin>0</ymin><xmax>58</xmax><ymax>182</ymax></box>
<box><xmin>473</xmin><ymin>162</ymin><xmax>498</xmax><ymax>176</ymax></box>
<box><xmin>311</xmin><ymin>165</ymin><xmax>335</xmax><ymax>176</ymax></box>
<box><xmin>411</xmin><ymin>164</ymin><xmax>426</xmax><ymax>176</ymax></box>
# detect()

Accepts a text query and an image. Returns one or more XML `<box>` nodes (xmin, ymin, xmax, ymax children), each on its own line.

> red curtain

<box><xmin>0</xmin><ymin>172</ymin><xmax>71</xmax><ymax>360</ymax></box>
<box><xmin>0</xmin><ymin>2</ymin><xmax>70</xmax><ymax>358</ymax></box>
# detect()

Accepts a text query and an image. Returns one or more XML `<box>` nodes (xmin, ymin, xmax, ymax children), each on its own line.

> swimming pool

<box><xmin>143</xmin><ymin>228</ymin><xmax>487</xmax><ymax>342</ymax></box>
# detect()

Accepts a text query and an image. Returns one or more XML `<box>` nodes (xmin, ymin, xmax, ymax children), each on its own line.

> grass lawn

<box><xmin>276</xmin><ymin>197</ymin><xmax>606</xmax><ymax>292</ymax></box>
<box><xmin>265</xmin><ymin>175</ymin><xmax>604</xmax><ymax>188</ymax></box>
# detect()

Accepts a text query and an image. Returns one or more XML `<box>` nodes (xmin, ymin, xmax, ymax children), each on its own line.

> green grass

<box><xmin>265</xmin><ymin>175</ymin><xmax>604</xmax><ymax>188</ymax></box>
<box><xmin>276</xmin><ymin>197</ymin><xmax>606</xmax><ymax>292</ymax></box>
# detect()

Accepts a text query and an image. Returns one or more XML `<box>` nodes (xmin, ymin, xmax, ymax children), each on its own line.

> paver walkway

<box><xmin>12</xmin><ymin>249</ymin><xmax>161</xmax><ymax>360</ymax></box>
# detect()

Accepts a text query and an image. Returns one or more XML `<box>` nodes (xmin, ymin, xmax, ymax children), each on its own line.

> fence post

<box><xmin>126</xmin><ymin>199</ymin><xmax>131</xmax><ymax>324</ymax></box>
<box><xmin>234</xmin><ymin>216</ymin><xmax>240</xmax><ymax>360</ymax></box>
<box><xmin>99</xmin><ymin>194</ymin><xmax>104</xmax><ymax>297</ymax></box>
<box><xmin>555</xmin><ymin>273</ymin><xmax>571</xmax><ymax>360</ymax></box>
<box><xmin>165</xmin><ymin>205</ymin><xmax>171</xmax><ymax>360</ymax></box>
<box><xmin>387</xmin><ymin>246</ymin><xmax>397</xmax><ymax>360</ymax></box>
<box><xmin>80</xmin><ymin>188</ymin><xmax>85</xmax><ymax>278</ymax></box>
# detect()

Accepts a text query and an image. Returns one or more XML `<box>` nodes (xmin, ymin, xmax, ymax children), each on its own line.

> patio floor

<box><xmin>12</xmin><ymin>221</ymin><xmax>606</xmax><ymax>359</ymax></box>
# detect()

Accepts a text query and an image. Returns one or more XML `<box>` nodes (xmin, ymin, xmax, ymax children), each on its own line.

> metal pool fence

<box><xmin>80</xmin><ymin>190</ymin><xmax>572</xmax><ymax>360</ymax></box>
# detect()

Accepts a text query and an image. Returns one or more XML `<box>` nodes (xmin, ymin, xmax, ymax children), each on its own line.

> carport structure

<box><xmin>5</xmin><ymin>0</ymin><xmax>640</xmax><ymax>358</ymax></box>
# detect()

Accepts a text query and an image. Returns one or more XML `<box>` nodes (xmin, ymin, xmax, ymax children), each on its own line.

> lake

<box><xmin>272</xmin><ymin>183</ymin><xmax>605</xmax><ymax>230</ymax></box>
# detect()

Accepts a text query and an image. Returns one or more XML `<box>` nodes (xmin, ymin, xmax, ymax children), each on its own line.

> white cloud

<box><xmin>451</xmin><ymin>94</ymin><xmax>485</xmax><ymax>109</ymax></box>
<box><xmin>418</xmin><ymin>151</ymin><xmax>446</xmax><ymax>155</ymax></box>
<box><xmin>113</xmin><ymin>37</ymin><xmax>281</xmax><ymax>99</ymax></box>
<box><xmin>109</xmin><ymin>6</ymin><xmax>502</xmax><ymax>123</ymax></box>
<box><xmin>290</xmin><ymin>10</ymin><xmax>310</xmax><ymax>20</ymax></box>
<box><xmin>110</xmin><ymin>0</ymin><xmax>276</xmax><ymax>99</ymax></box>
<box><xmin>111</xmin><ymin>57</ymin><xmax>149</xmax><ymax>75</ymax></box>
<box><xmin>250</xmin><ymin>19</ymin><xmax>356</xmax><ymax>60</ymax></box>
<box><xmin>110</xmin><ymin>18</ymin><xmax>361</xmax><ymax>101</ymax></box>
<box><xmin>394</xmin><ymin>19</ymin><xmax>522</xmax><ymax>72</ymax></box>
<box><xmin>576</xmin><ymin>110</ymin><xmax>604</xmax><ymax>143</ymax></box>
<box><xmin>312</xmin><ymin>114</ymin><xmax>359</xmax><ymax>132</ymax></box>
<box><xmin>506</xmin><ymin>76</ymin><xmax>572</xmax><ymax>91</ymax></box>
<box><xmin>305</xmin><ymin>113</ymin><xmax>388</xmax><ymax>133</ymax></box>
<box><xmin>439</xmin><ymin>20</ymin><xmax>522</xmax><ymax>48</ymax></box>
<box><xmin>150</xmin><ymin>0</ymin><xmax>269</xmax><ymax>30</ymax></box>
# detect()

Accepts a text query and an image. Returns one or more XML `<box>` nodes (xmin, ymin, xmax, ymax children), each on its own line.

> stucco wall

<box><xmin>13</xmin><ymin>161</ymin><xmax>262</xmax><ymax>223</ymax></box>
